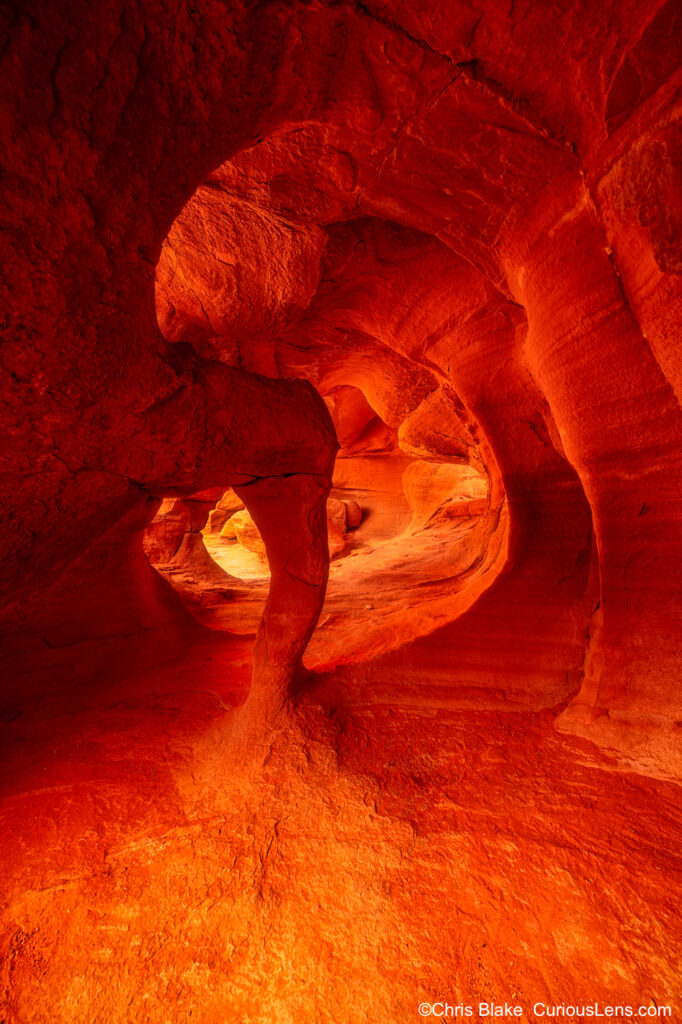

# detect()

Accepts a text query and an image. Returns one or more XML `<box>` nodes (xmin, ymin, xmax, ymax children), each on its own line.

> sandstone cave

<box><xmin>1</xmin><ymin>1</ymin><xmax>681</xmax><ymax>1021</ymax></box>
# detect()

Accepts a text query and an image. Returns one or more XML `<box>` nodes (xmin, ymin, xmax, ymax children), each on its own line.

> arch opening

<box><xmin>147</xmin><ymin>143</ymin><xmax>508</xmax><ymax>675</ymax></box>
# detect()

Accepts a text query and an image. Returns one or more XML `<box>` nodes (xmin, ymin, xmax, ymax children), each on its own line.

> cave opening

<box><xmin>147</xmin><ymin>152</ymin><xmax>507</xmax><ymax>673</ymax></box>
<box><xmin>3</xmin><ymin>2</ymin><xmax>681</xmax><ymax>1020</ymax></box>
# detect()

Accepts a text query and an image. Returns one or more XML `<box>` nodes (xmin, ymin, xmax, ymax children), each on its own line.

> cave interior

<box><xmin>1</xmin><ymin>0</ymin><xmax>682</xmax><ymax>1020</ymax></box>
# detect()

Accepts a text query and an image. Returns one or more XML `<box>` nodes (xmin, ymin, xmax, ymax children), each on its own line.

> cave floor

<box><xmin>1</xmin><ymin>635</ymin><xmax>681</xmax><ymax>1023</ymax></box>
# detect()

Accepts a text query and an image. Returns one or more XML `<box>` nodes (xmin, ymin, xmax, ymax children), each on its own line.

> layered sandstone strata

<box><xmin>1</xmin><ymin>2</ymin><xmax>681</xmax><ymax>1021</ymax></box>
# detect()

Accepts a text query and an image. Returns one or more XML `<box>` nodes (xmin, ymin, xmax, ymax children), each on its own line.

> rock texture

<box><xmin>1</xmin><ymin>0</ymin><xmax>681</xmax><ymax>1020</ymax></box>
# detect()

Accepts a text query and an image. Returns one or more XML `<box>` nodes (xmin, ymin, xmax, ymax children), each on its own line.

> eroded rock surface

<box><xmin>1</xmin><ymin>0</ymin><xmax>681</xmax><ymax>1019</ymax></box>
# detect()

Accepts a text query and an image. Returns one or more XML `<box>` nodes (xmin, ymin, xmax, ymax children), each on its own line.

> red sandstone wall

<box><xmin>1</xmin><ymin>0</ymin><xmax>681</xmax><ymax>775</ymax></box>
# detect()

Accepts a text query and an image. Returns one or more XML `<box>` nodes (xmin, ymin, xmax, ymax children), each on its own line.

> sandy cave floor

<box><xmin>1</xmin><ymin>635</ymin><xmax>680</xmax><ymax>1023</ymax></box>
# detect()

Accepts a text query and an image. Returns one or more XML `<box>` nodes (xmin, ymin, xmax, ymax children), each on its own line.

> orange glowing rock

<box><xmin>1</xmin><ymin>2</ymin><xmax>681</xmax><ymax>1021</ymax></box>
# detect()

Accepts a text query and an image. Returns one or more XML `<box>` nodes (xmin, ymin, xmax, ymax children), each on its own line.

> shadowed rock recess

<box><xmin>1</xmin><ymin>1</ymin><xmax>681</xmax><ymax>1020</ymax></box>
